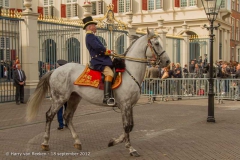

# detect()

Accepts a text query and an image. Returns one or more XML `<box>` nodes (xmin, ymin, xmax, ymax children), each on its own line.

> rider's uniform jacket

<box><xmin>85</xmin><ymin>31</ymin><xmax>112</xmax><ymax>71</ymax></box>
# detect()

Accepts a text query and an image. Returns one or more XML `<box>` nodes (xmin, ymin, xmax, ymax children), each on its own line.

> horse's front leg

<box><xmin>108</xmin><ymin>105</ymin><xmax>140</xmax><ymax>157</ymax></box>
<box><xmin>122</xmin><ymin>106</ymin><xmax>140</xmax><ymax>157</ymax></box>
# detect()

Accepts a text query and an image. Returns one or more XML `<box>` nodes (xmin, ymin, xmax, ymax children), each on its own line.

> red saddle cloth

<box><xmin>74</xmin><ymin>65</ymin><xmax>122</xmax><ymax>90</ymax></box>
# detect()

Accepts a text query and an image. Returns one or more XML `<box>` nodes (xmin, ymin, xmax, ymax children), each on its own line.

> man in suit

<box><xmin>82</xmin><ymin>16</ymin><xmax>114</xmax><ymax>106</ymax></box>
<box><xmin>13</xmin><ymin>64</ymin><xmax>26</xmax><ymax>105</ymax></box>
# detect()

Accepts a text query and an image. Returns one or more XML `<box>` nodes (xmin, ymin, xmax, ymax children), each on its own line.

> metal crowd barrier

<box><xmin>142</xmin><ymin>78</ymin><xmax>240</xmax><ymax>103</ymax></box>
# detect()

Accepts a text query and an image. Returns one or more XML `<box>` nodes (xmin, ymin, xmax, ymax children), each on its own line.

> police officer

<box><xmin>82</xmin><ymin>16</ymin><xmax>114</xmax><ymax>105</ymax></box>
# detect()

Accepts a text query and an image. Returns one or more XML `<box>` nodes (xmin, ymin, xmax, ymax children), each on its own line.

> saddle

<box><xmin>74</xmin><ymin>58</ymin><xmax>125</xmax><ymax>90</ymax></box>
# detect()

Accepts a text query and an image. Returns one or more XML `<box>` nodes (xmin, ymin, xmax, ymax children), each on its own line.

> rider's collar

<box><xmin>86</xmin><ymin>30</ymin><xmax>94</xmax><ymax>34</ymax></box>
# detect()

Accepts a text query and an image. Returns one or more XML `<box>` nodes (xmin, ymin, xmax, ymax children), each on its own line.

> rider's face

<box><xmin>90</xmin><ymin>24</ymin><xmax>97</xmax><ymax>33</ymax></box>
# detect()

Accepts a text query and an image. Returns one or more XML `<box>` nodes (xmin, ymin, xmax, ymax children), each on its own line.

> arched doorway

<box><xmin>97</xmin><ymin>36</ymin><xmax>107</xmax><ymax>47</ymax></box>
<box><xmin>186</xmin><ymin>31</ymin><xmax>208</xmax><ymax>62</ymax></box>
<box><xmin>66</xmin><ymin>38</ymin><xmax>80</xmax><ymax>63</ymax></box>
<box><xmin>44</xmin><ymin>39</ymin><xmax>56</xmax><ymax>69</ymax></box>
<box><xmin>116</xmin><ymin>35</ymin><xmax>124</xmax><ymax>54</ymax></box>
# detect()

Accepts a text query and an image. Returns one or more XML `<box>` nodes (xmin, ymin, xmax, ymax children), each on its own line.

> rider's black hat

<box><xmin>82</xmin><ymin>16</ymin><xmax>97</xmax><ymax>30</ymax></box>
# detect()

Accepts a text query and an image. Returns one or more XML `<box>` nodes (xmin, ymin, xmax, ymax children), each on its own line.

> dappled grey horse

<box><xmin>26</xmin><ymin>29</ymin><xmax>170</xmax><ymax>157</ymax></box>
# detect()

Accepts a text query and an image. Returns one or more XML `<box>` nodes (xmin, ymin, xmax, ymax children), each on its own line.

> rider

<box><xmin>82</xmin><ymin>16</ymin><xmax>114</xmax><ymax>106</ymax></box>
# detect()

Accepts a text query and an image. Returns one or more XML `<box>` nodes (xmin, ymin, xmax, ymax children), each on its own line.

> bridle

<box><xmin>112</xmin><ymin>35</ymin><xmax>166</xmax><ymax>92</ymax></box>
<box><xmin>112</xmin><ymin>36</ymin><xmax>165</xmax><ymax>64</ymax></box>
<box><xmin>145</xmin><ymin>36</ymin><xmax>166</xmax><ymax>65</ymax></box>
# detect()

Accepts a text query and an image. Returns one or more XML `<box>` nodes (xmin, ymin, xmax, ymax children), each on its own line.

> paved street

<box><xmin>0</xmin><ymin>97</ymin><xmax>240</xmax><ymax>160</ymax></box>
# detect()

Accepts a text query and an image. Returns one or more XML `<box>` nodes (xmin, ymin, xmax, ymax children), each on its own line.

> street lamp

<box><xmin>201</xmin><ymin>0</ymin><xmax>222</xmax><ymax>122</ymax></box>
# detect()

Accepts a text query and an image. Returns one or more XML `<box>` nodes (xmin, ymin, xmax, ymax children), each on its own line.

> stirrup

<box><xmin>107</xmin><ymin>98</ymin><xmax>115</xmax><ymax>106</ymax></box>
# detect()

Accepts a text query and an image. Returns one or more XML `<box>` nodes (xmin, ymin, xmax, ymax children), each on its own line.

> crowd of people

<box><xmin>144</xmin><ymin>54</ymin><xmax>240</xmax><ymax>101</ymax></box>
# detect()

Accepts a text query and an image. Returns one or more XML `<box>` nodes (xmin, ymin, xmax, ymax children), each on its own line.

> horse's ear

<box><xmin>147</xmin><ymin>27</ymin><xmax>150</xmax><ymax>35</ymax></box>
<box><xmin>147</xmin><ymin>28</ymin><xmax>154</xmax><ymax>38</ymax></box>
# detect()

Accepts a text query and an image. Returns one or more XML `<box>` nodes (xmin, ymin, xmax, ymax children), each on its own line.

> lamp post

<box><xmin>201</xmin><ymin>0</ymin><xmax>222</xmax><ymax>122</ymax></box>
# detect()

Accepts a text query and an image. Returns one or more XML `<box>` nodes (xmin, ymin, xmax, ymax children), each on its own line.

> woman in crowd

<box><xmin>161</xmin><ymin>66</ymin><xmax>170</xmax><ymax>101</ymax></box>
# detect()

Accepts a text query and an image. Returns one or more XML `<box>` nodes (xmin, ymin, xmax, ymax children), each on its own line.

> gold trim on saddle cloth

<box><xmin>74</xmin><ymin>65</ymin><xmax>100</xmax><ymax>87</ymax></box>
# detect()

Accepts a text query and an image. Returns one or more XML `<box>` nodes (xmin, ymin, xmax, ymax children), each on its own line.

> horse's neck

<box><xmin>125</xmin><ymin>37</ymin><xmax>147</xmax><ymax>83</ymax></box>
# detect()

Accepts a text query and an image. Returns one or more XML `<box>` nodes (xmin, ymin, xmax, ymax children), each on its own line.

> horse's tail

<box><xmin>26</xmin><ymin>71</ymin><xmax>53</xmax><ymax>122</ymax></box>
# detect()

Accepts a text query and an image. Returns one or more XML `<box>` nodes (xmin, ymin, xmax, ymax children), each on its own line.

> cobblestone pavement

<box><xmin>0</xmin><ymin>97</ymin><xmax>240</xmax><ymax>160</ymax></box>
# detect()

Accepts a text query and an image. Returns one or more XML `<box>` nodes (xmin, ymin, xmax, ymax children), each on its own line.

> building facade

<box><xmin>33</xmin><ymin>0</ymin><xmax>234</xmax><ymax>63</ymax></box>
<box><xmin>230</xmin><ymin>0</ymin><xmax>240</xmax><ymax>62</ymax></box>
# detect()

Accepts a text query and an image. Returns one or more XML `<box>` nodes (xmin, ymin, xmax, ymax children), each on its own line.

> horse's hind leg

<box><xmin>41</xmin><ymin>102</ymin><xmax>62</xmax><ymax>151</ymax></box>
<box><xmin>108</xmin><ymin>104</ymin><xmax>140</xmax><ymax>157</ymax></box>
<box><xmin>63</xmin><ymin>92</ymin><xmax>82</xmax><ymax>150</ymax></box>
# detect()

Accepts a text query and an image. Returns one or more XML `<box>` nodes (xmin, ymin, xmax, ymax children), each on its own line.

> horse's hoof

<box><xmin>130</xmin><ymin>151</ymin><xmax>140</xmax><ymax>157</ymax></box>
<box><xmin>41</xmin><ymin>144</ymin><xmax>50</xmax><ymax>151</ymax></box>
<box><xmin>74</xmin><ymin>144</ymin><xmax>82</xmax><ymax>150</ymax></box>
<box><xmin>108</xmin><ymin>139</ymin><xmax>114</xmax><ymax>147</ymax></box>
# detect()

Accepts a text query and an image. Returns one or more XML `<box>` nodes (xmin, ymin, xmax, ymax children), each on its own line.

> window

<box><xmin>148</xmin><ymin>0</ymin><xmax>162</xmax><ymax>10</ymax></box>
<box><xmin>221</xmin><ymin>0</ymin><xmax>226</xmax><ymax>8</ymax></box>
<box><xmin>239</xmin><ymin>20</ymin><xmax>240</xmax><ymax>41</ymax></box>
<box><xmin>0</xmin><ymin>0</ymin><xmax>9</xmax><ymax>8</ymax></box>
<box><xmin>92</xmin><ymin>1</ymin><xmax>104</xmax><ymax>15</ymax></box>
<box><xmin>44</xmin><ymin>0</ymin><xmax>54</xmax><ymax>16</ymax></box>
<box><xmin>219</xmin><ymin>30</ymin><xmax>223</xmax><ymax>60</ymax></box>
<box><xmin>238</xmin><ymin>48</ymin><xmax>240</xmax><ymax>62</ymax></box>
<box><xmin>232</xmin><ymin>0</ymin><xmax>235</xmax><ymax>10</ymax></box>
<box><xmin>237</xmin><ymin>0</ymin><xmax>239</xmax><ymax>11</ymax></box>
<box><xmin>180</xmin><ymin>0</ymin><xmax>196</xmax><ymax>7</ymax></box>
<box><xmin>22</xmin><ymin>0</ymin><xmax>25</xmax><ymax>10</ymax></box>
<box><xmin>231</xmin><ymin>17</ymin><xmax>235</xmax><ymax>40</ymax></box>
<box><xmin>66</xmin><ymin>0</ymin><xmax>78</xmax><ymax>18</ymax></box>
<box><xmin>118</xmin><ymin>0</ymin><xmax>132</xmax><ymax>13</ymax></box>
<box><xmin>237</xmin><ymin>20</ymin><xmax>239</xmax><ymax>41</ymax></box>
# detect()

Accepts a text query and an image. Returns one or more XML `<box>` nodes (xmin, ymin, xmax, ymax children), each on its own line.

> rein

<box><xmin>112</xmin><ymin>53</ymin><xmax>148</xmax><ymax>63</ymax></box>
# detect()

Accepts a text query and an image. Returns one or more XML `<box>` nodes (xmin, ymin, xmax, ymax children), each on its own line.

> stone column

<box><xmin>23</xmin><ymin>0</ymin><xmax>32</xmax><ymax>13</ymax></box>
<box><xmin>182</xmin><ymin>33</ymin><xmax>190</xmax><ymax>67</ymax></box>
<box><xmin>21</xmin><ymin>1</ymin><xmax>39</xmax><ymax>101</ymax></box>
<box><xmin>157</xmin><ymin>18</ymin><xmax>168</xmax><ymax>51</ymax></box>
<box><xmin>126</xmin><ymin>12</ymin><xmax>136</xmax><ymax>46</ymax></box>
<box><xmin>181</xmin><ymin>21</ymin><xmax>189</xmax><ymax>66</ymax></box>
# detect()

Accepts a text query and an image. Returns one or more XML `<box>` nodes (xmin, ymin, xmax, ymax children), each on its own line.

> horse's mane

<box><xmin>123</xmin><ymin>34</ymin><xmax>142</xmax><ymax>56</ymax></box>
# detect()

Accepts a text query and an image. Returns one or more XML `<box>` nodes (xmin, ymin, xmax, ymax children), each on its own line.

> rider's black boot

<box><xmin>103</xmin><ymin>76</ymin><xmax>115</xmax><ymax>106</ymax></box>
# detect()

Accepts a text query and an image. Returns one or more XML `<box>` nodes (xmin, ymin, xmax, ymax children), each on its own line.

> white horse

<box><xmin>26</xmin><ymin>29</ymin><xmax>170</xmax><ymax>157</ymax></box>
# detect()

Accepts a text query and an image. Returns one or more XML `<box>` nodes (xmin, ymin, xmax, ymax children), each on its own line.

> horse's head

<box><xmin>146</xmin><ymin>28</ymin><xmax>170</xmax><ymax>68</ymax></box>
